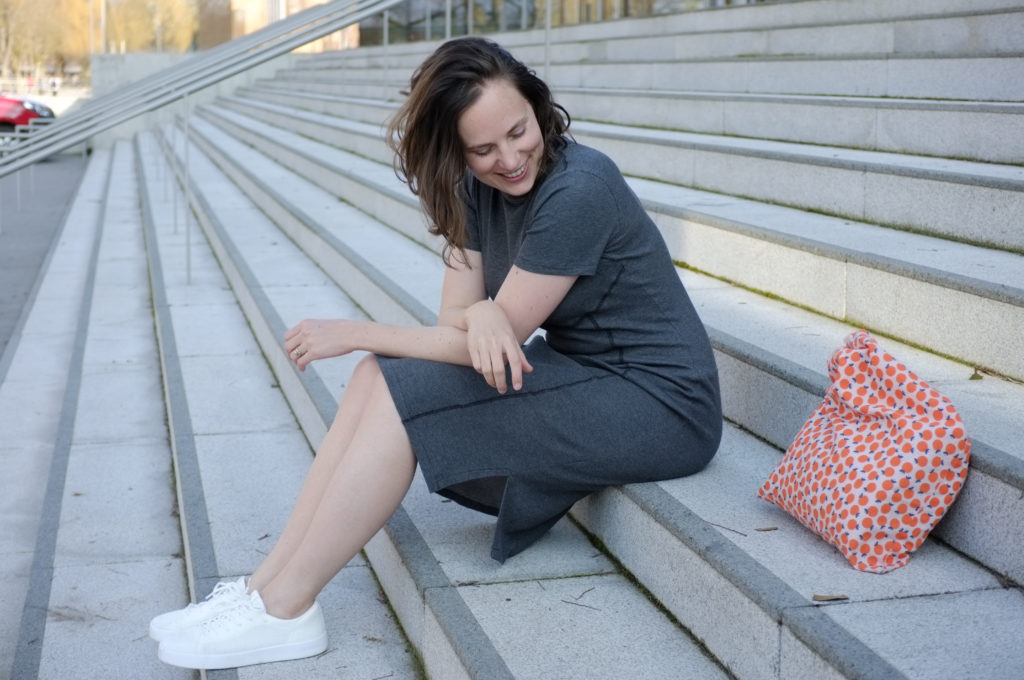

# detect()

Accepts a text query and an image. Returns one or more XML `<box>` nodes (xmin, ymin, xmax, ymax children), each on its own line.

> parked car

<box><xmin>0</xmin><ymin>92</ymin><xmax>55</xmax><ymax>145</ymax></box>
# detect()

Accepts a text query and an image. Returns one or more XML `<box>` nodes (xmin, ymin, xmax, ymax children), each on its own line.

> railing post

<box><xmin>183</xmin><ymin>93</ymin><xmax>192</xmax><ymax>285</ymax></box>
<box><xmin>425</xmin><ymin>0</ymin><xmax>431</xmax><ymax>40</ymax></box>
<box><xmin>160</xmin><ymin>110</ymin><xmax>169</xmax><ymax>201</ymax></box>
<box><xmin>445</xmin><ymin>0</ymin><xmax>452</xmax><ymax>38</ymax></box>
<box><xmin>172</xmin><ymin>120</ymin><xmax>179</xmax><ymax>235</ymax></box>
<box><xmin>544</xmin><ymin>0</ymin><xmax>552</xmax><ymax>81</ymax></box>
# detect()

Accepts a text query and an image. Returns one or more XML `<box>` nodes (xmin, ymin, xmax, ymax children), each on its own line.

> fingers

<box><xmin>507</xmin><ymin>346</ymin><xmax>533</xmax><ymax>392</ymax></box>
<box><xmin>469</xmin><ymin>338</ymin><xmax>503</xmax><ymax>392</ymax></box>
<box><xmin>284</xmin><ymin>320</ymin><xmax>310</xmax><ymax>371</ymax></box>
<box><xmin>470</xmin><ymin>335</ymin><xmax>530</xmax><ymax>394</ymax></box>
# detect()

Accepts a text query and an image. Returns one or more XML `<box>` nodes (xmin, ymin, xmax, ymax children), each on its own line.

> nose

<box><xmin>497</xmin><ymin>142</ymin><xmax>518</xmax><ymax>171</ymax></box>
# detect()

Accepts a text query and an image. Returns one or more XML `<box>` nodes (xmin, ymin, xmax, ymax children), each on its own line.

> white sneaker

<box><xmin>157</xmin><ymin>590</ymin><xmax>328</xmax><ymax>669</ymax></box>
<box><xmin>149</xmin><ymin>576</ymin><xmax>249</xmax><ymax>642</ymax></box>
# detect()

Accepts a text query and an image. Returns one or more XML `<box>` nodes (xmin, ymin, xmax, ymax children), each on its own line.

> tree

<box><xmin>106</xmin><ymin>0</ymin><xmax>197</xmax><ymax>53</ymax></box>
<box><xmin>0</xmin><ymin>0</ymin><xmax>196</xmax><ymax>83</ymax></box>
<box><xmin>0</xmin><ymin>0</ymin><xmax>27</xmax><ymax>79</ymax></box>
<box><xmin>0</xmin><ymin>0</ymin><xmax>52</xmax><ymax>80</ymax></box>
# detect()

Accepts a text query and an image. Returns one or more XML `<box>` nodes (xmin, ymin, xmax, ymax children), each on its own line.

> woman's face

<box><xmin>458</xmin><ymin>79</ymin><xmax>544</xmax><ymax>197</ymax></box>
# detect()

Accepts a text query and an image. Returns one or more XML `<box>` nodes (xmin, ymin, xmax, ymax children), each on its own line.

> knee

<box><xmin>345</xmin><ymin>355</ymin><xmax>400</xmax><ymax>421</ymax></box>
<box><xmin>333</xmin><ymin>354</ymin><xmax>382</xmax><ymax>421</ymax></box>
<box><xmin>353</xmin><ymin>353</ymin><xmax>381</xmax><ymax>378</ymax></box>
<box><xmin>345</xmin><ymin>355</ymin><xmax>383</xmax><ymax>395</ymax></box>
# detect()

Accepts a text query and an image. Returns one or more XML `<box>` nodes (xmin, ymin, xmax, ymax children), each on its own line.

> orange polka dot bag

<box><xmin>757</xmin><ymin>330</ymin><xmax>971</xmax><ymax>573</ymax></box>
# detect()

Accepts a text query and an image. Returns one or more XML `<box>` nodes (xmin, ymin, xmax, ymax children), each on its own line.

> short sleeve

<box><xmin>514</xmin><ymin>170</ymin><xmax>621</xmax><ymax>277</ymax></box>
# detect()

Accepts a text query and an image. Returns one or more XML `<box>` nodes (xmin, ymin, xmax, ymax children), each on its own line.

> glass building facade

<box><xmin>357</xmin><ymin>0</ymin><xmax>739</xmax><ymax>45</ymax></box>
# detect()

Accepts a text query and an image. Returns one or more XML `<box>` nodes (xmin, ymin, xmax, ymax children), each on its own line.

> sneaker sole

<box><xmin>149</xmin><ymin>623</ymin><xmax>171</xmax><ymax>643</ymax></box>
<box><xmin>157</xmin><ymin>633</ymin><xmax>329</xmax><ymax>670</ymax></box>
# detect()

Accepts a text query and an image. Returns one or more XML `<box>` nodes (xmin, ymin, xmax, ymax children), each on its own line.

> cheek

<box><xmin>464</xmin><ymin>155</ymin><xmax>489</xmax><ymax>176</ymax></box>
<box><xmin>526</xmin><ymin>130</ymin><xmax>544</xmax><ymax>157</ymax></box>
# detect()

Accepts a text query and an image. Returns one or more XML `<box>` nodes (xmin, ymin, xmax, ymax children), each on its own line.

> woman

<box><xmin>151</xmin><ymin>36</ymin><xmax>722</xmax><ymax>670</ymax></box>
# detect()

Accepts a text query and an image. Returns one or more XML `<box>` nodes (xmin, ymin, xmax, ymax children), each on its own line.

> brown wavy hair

<box><xmin>387</xmin><ymin>37</ymin><xmax>570</xmax><ymax>266</ymax></box>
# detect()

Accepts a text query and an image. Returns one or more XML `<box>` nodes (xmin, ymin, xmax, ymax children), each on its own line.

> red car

<box><xmin>0</xmin><ymin>92</ymin><xmax>55</xmax><ymax>145</ymax></box>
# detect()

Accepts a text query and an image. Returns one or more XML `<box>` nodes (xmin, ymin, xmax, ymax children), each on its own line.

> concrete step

<box><xmin>237</xmin><ymin>85</ymin><xmax>397</xmax><ymax>127</ymax></box>
<box><xmin>520</xmin><ymin>10</ymin><xmax>1024</xmax><ymax>62</ymax></box>
<box><xmin>631</xmin><ymin>176</ymin><xmax>1024</xmax><ymax>383</ymax></box>
<box><xmin>553</xmin><ymin>88</ymin><xmax>1024</xmax><ymax>165</ymax></box>
<box><xmin>4</xmin><ymin>142</ymin><xmax>190</xmax><ymax>679</ymax></box>
<box><xmin>2</xmin><ymin>148</ymin><xmax>112</xmax><ymax>679</ymax></box>
<box><xmin>572</xmin><ymin>425</ymin><xmax>1024</xmax><ymax>680</ymax></box>
<box><xmin>131</xmin><ymin>130</ymin><xmax>426</xmax><ymax>679</ymax></box>
<box><xmin>200</xmin><ymin>95</ymin><xmax>1024</xmax><ymax>386</ymax></box>
<box><xmin>154</xmin><ymin>120</ymin><xmax>735</xmax><ymax>680</ymax></box>
<box><xmin>550</xmin><ymin>53</ymin><xmax>1024</xmax><ymax>102</ymax></box>
<box><xmin>163</xmin><ymin>105</ymin><xmax>1024</xmax><ymax>679</ymax></box>
<box><xmin>241</xmin><ymin>82</ymin><xmax>1024</xmax><ymax>165</ymax></box>
<box><xmin>186</xmin><ymin>97</ymin><xmax>1024</xmax><ymax>585</ymax></box>
<box><xmin>279</xmin><ymin>53</ymin><xmax>1024</xmax><ymax>102</ymax></box>
<box><xmin>2</xmin><ymin>137</ymin><xmax>419</xmax><ymax>680</ymax></box>
<box><xmin>251</xmin><ymin>75</ymin><xmax>406</xmax><ymax>103</ymax></box>
<box><xmin>296</xmin><ymin>1</ymin><xmax>1024</xmax><ymax>68</ymax></box>
<box><xmin>561</xmin><ymin>120</ymin><xmax>1024</xmax><ymax>251</ymax></box>
<box><xmin>221</xmin><ymin>87</ymin><xmax>1024</xmax><ymax>255</ymax></box>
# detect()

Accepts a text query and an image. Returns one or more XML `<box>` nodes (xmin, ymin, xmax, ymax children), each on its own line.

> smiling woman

<box><xmin>458</xmin><ymin>80</ymin><xmax>545</xmax><ymax>196</ymax></box>
<box><xmin>150</xmin><ymin>36</ymin><xmax>723</xmax><ymax>672</ymax></box>
<box><xmin>387</xmin><ymin>37</ymin><xmax>571</xmax><ymax>265</ymax></box>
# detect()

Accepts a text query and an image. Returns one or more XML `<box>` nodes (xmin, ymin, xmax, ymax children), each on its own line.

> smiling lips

<box><xmin>501</xmin><ymin>162</ymin><xmax>528</xmax><ymax>182</ymax></box>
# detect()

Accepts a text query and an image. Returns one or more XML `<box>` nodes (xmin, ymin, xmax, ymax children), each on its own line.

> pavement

<box><xmin>0</xmin><ymin>89</ymin><xmax>92</xmax><ymax>356</ymax></box>
<box><xmin>0</xmin><ymin>154</ymin><xmax>89</xmax><ymax>357</ymax></box>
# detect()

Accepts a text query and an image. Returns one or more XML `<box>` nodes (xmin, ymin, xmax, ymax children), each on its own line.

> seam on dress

<box><xmin>402</xmin><ymin>371</ymin><xmax>617</xmax><ymax>425</ymax></box>
<box><xmin>583</xmin><ymin>262</ymin><xmax>626</xmax><ymax>363</ymax></box>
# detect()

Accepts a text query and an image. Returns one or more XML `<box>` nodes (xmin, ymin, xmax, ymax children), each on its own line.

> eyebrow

<box><xmin>465</xmin><ymin>115</ymin><xmax>528</xmax><ymax>152</ymax></box>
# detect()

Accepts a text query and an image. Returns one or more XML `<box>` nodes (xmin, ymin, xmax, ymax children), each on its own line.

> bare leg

<box><xmin>254</xmin><ymin>358</ymin><xmax>416</xmax><ymax>618</ymax></box>
<box><xmin>248</xmin><ymin>355</ymin><xmax>402</xmax><ymax>593</ymax></box>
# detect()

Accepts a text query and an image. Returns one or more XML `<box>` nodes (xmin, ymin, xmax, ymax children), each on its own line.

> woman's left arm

<box><xmin>492</xmin><ymin>265</ymin><xmax>576</xmax><ymax>344</ymax></box>
<box><xmin>461</xmin><ymin>265</ymin><xmax>576</xmax><ymax>391</ymax></box>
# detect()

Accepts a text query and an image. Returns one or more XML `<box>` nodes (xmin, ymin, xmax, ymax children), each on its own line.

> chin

<box><xmin>501</xmin><ymin>178</ymin><xmax>535</xmax><ymax>196</ymax></box>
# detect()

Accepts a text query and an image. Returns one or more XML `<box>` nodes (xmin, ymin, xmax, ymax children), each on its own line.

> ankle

<box><xmin>258</xmin><ymin>588</ymin><xmax>314</xmax><ymax>620</ymax></box>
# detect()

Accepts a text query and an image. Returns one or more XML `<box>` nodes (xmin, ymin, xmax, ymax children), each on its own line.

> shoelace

<box><xmin>186</xmin><ymin>578</ymin><xmax>246</xmax><ymax>612</ymax></box>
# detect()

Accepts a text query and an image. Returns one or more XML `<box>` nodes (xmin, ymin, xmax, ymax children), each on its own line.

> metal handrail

<box><xmin>0</xmin><ymin>0</ymin><xmax>403</xmax><ymax>177</ymax></box>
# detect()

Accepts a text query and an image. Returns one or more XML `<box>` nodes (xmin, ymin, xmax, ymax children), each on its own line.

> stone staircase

<box><xmin>6</xmin><ymin>0</ymin><xmax>1024</xmax><ymax>678</ymax></box>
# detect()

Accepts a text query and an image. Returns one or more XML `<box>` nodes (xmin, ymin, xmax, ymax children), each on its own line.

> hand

<box><xmin>284</xmin><ymin>319</ymin><xmax>353</xmax><ymax>371</ymax></box>
<box><xmin>463</xmin><ymin>300</ymin><xmax>533</xmax><ymax>393</ymax></box>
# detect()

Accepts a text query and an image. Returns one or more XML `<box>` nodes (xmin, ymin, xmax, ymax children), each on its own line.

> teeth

<box><xmin>503</xmin><ymin>164</ymin><xmax>526</xmax><ymax>179</ymax></box>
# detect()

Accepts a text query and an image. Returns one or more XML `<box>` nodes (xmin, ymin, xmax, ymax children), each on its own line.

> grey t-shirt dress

<box><xmin>378</xmin><ymin>141</ymin><xmax>721</xmax><ymax>562</ymax></box>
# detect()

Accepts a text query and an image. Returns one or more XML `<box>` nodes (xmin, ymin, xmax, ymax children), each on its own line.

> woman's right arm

<box><xmin>285</xmin><ymin>249</ymin><xmax>532</xmax><ymax>393</ymax></box>
<box><xmin>285</xmin><ymin>250</ymin><xmax>488</xmax><ymax>369</ymax></box>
